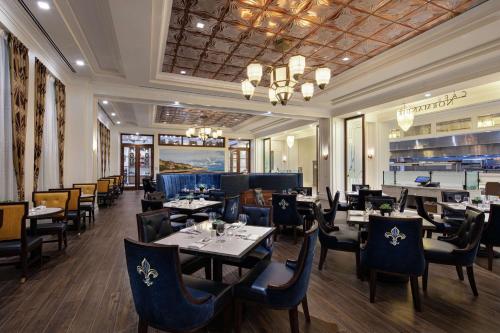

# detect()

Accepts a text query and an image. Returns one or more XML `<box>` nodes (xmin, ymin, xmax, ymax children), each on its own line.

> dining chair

<box><xmin>481</xmin><ymin>204</ymin><xmax>500</xmax><ymax>270</ymax></box>
<box><xmin>222</xmin><ymin>195</ymin><xmax>240</xmax><ymax>223</ymax></box>
<box><xmin>352</xmin><ymin>184</ymin><xmax>370</xmax><ymax>192</ymax></box>
<box><xmin>415</xmin><ymin>196</ymin><xmax>455</xmax><ymax>237</ymax></box>
<box><xmin>141</xmin><ymin>199</ymin><xmax>188</xmax><ymax>223</ymax></box>
<box><xmin>327</xmin><ymin>186</ymin><xmax>348</xmax><ymax>212</ymax></box>
<box><xmin>294</xmin><ymin>187</ymin><xmax>312</xmax><ymax>196</ymax></box>
<box><xmin>32</xmin><ymin>190</ymin><xmax>70</xmax><ymax>250</ymax></box>
<box><xmin>362</xmin><ymin>215</ymin><xmax>425</xmax><ymax>311</ymax></box>
<box><xmin>441</xmin><ymin>191</ymin><xmax>469</xmax><ymax>227</ymax></box>
<box><xmin>142</xmin><ymin>177</ymin><xmax>156</xmax><ymax>198</ymax></box>
<box><xmin>145</xmin><ymin>191</ymin><xmax>166</xmax><ymax>202</ymax></box>
<box><xmin>234</xmin><ymin>222</ymin><xmax>318</xmax><ymax>333</ymax></box>
<box><xmin>50</xmin><ymin>188</ymin><xmax>82</xmax><ymax>233</ymax></box>
<box><xmin>97</xmin><ymin>179</ymin><xmax>112</xmax><ymax>207</ymax></box>
<box><xmin>315</xmin><ymin>204</ymin><xmax>361</xmax><ymax>278</ymax></box>
<box><xmin>0</xmin><ymin>202</ymin><xmax>43</xmax><ymax>283</ymax></box>
<box><xmin>231</xmin><ymin>205</ymin><xmax>273</xmax><ymax>277</ymax></box>
<box><xmin>124</xmin><ymin>238</ymin><xmax>232</xmax><ymax>333</ymax></box>
<box><xmin>422</xmin><ymin>207</ymin><xmax>485</xmax><ymax>296</ymax></box>
<box><xmin>73</xmin><ymin>183</ymin><xmax>97</xmax><ymax>226</ymax></box>
<box><xmin>357</xmin><ymin>190</ymin><xmax>382</xmax><ymax>211</ymax></box>
<box><xmin>101</xmin><ymin>177</ymin><xmax>119</xmax><ymax>200</ymax></box>
<box><xmin>191</xmin><ymin>190</ymin><xmax>225</xmax><ymax>221</ymax></box>
<box><xmin>398</xmin><ymin>187</ymin><xmax>409</xmax><ymax>213</ymax></box>
<box><xmin>272</xmin><ymin>193</ymin><xmax>305</xmax><ymax>244</ymax></box>
<box><xmin>136</xmin><ymin>209</ymin><xmax>211</xmax><ymax>279</ymax></box>
<box><xmin>365</xmin><ymin>196</ymin><xmax>396</xmax><ymax>210</ymax></box>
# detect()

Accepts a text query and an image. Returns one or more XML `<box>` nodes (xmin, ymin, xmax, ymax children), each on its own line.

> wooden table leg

<box><xmin>212</xmin><ymin>259</ymin><xmax>223</xmax><ymax>282</ymax></box>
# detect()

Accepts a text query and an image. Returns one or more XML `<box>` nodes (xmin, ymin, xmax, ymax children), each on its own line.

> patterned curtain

<box><xmin>33</xmin><ymin>58</ymin><xmax>47</xmax><ymax>191</ymax></box>
<box><xmin>106</xmin><ymin>124</ymin><xmax>110</xmax><ymax>176</ymax></box>
<box><xmin>55</xmin><ymin>79</ymin><xmax>65</xmax><ymax>187</ymax></box>
<box><xmin>8</xmin><ymin>34</ymin><xmax>29</xmax><ymax>200</ymax></box>
<box><xmin>98</xmin><ymin>121</ymin><xmax>110</xmax><ymax>177</ymax></box>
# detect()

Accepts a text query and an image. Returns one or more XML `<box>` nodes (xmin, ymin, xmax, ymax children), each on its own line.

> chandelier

<box><xmin>185</xmin><ymin>114</ymin><xmax>222</xmax><ymax>141</ymax></box>
<box><xmin>241</xmin><ymin>39</ymin><xmax>331</xmax><ymax>106</ymax></box>
<box><xmin>397</xmin><ymin>104</ymin><xmax>414</xmax><ymax>132</ymax></box>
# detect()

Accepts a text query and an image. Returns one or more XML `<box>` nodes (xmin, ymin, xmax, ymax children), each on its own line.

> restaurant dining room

<box><xmin>1</xmin><ymin>0</ymin><xmax>500</xmax><ymax>332</ymax></box>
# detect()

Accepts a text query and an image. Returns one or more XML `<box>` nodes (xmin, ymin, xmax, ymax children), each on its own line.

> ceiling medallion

<box><xmin>241</xmin><ymin>39</ymin><xmax>331</xmax><ymax>106</ymax></box>
<box><xmin>185</xmin><ymin>114</ymin><xmax>222</xmax><ymax>141</ymax></box>
<box><xmin>397</xmin><ymin>104</ymin><xmax>414</xmax><ymax>132</ymax></box>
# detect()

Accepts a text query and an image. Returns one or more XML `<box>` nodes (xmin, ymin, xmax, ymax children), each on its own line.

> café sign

<box><xmin>404</xmin><ymin>90</ymin><xmax>468</xmax><ymax>115</ymax></box>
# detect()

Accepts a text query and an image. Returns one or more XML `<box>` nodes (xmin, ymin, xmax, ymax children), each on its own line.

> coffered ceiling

<box><xmin>164</xmin><ymin>0</ymin><xmax>487</xmax><ymax>85</ymax></box>
<box><xmin>155</xmin><ymin>105</ymin><xmax>255</xmax><ymax>126</ymax></box>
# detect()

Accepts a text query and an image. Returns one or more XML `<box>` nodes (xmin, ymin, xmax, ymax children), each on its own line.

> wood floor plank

<box><xmin>1</xmin><ymin>191</ymin><xmax>500</xmax><ymax>333</ymax></box>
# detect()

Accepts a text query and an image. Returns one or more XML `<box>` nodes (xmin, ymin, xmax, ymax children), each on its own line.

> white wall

<box><xmin>297</xmin><ymin>136</ymin><xmax>316</xmax><ymax>187</ymax></box>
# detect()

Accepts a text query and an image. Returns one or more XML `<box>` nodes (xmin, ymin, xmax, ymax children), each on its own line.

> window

<box><xmin>436</xmin><ymin>118</ymin><xmax>471</xmax><ymax>133</ymax></box>
<box><xmin>158</xmin><ymin>134</ymin><xmax>225</xmax><ymax>147</ymax></box>
<box><xmin>229</xmin><ymin>139</ymin><xmax>251</xmax><ymax>173</ymax></box>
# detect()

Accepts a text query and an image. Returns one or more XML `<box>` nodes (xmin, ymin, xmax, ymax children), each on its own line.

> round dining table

<box><xmin>27</xmin><ymin>207</ymin><xmax>64</xmax><ymax>234</ymax></box>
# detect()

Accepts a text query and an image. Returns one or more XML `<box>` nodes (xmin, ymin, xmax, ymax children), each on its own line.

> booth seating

<box><xmin>156</xmin><ymin>172</ymin><xmax>303</xmax><ymax>199</ymax></box>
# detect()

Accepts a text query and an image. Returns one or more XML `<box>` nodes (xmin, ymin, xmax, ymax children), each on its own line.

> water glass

<box><xmin>174</xmin><ymin>194</ymin><xmax>180</xmax><ymax>202</ymax></box>
<box><xmin>216</xmin><ymin>222</ymin><xmax>225</xmax><ymax>243</ymax></box>
<box><xmin>393</xmin><ymin>202</ymin><xmax>400</xmax><ymax>215</ymax></box>
<box><xmin>365</xmin><ymin>201</ymin><xmax>372</xmax><ymax>215</ymax></box>
<box><xmin>454</xmin><ymin>194</ymin><xmax>462</xmax><ymax>203</ymax></box>
<box><xmin>463</xmin><ymin>196</ymin><xmax>469</xmax><ymax>204</ymax></box>
<box><xmin>208</xmin><ymin>212</ymin><xmax>216</xmax><ymax>223</ymax></box>
<box><xmin>238</xmin><ymin>214</ymin><xmax>248</xmax><ymax>226</ymax></box>
<box><xmin>186</xmin><ymin>219</ymin><xmax>195</xmax><ymax>229</ymax></box>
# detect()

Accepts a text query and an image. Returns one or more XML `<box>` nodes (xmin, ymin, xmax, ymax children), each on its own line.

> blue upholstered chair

<box><xmin>136</xmin><ymin>209</ymin><xmax>211</xmax><ymax>279</ymax></box>
<box><xmin>124</xmin><ymin>238</ymin><xmax>232</xmax><ymax>333</ymax></box>
<box><xmin>191</xmin><ymin>190</ymin><xmax>225</xmax><ymax>222</ymax></box>
<box><xmin>415</xmin><ymin>196</ymin><xmax>455</xmax><ymax>238</ymax></box>
<box><xmin>481</xmin><ymin>204</ymin><xmax>500</xmax><ymax>270</ymax></box>
<box><xmin>222</xmin><ymin>195</ymin><xmax>240</xmax><ymax>223</ymax></box>
<box><xmin>234</xmin><ymin>222</ymin><xmax>319</xmax><ymax>333</ymax></box>
<box><xmin>316</xmin><ymin>204</ymin><xmax>361</xmax><ymax>278</ymax></box>
<box><xmin>141</xmin><ymin>199</ymin><xmax>187</xmax><ymax>223</ymax></box>
<box><xmin>441</xmin><ymin>190</ymin><xmax>469</xmax><ymax>227</ymax></box>
<box><xmin>423</xmin><ymin>207</ymin><xmax>485</xmax><ymax>296</ymax></box>
<box><xmin>272</xmin><ymin>193</ymin><xmax>305</xmax><ymax>244</ymax></box>
<box><xmin>232</xmin><ymin>205</ymin><xmax>273</xmax><ymax>276</ymax></box>
<box><xmin>357</xmin><ymin>189</ymin><xmax>382</xmax><ymax>211</ymax></box>
<box><xmin>362</xmin><ymin>215</ymin><xmax>425</xmax><ymax>311</ymax></box>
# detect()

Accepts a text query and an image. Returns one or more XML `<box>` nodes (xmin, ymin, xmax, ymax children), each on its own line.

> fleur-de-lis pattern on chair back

<box><xmin>136</xmin><ymin>209</ymin><xmax>173</xmax><ymax>243</ymax></box>
<box><xmin>272</xmin><ymin>193</ymin><xmax>302</xmax><ymax>226</ymax></box>
<box><xmin>124</xmin><ymin>238</ymin><xmax>215</xmax><ymax>331</ymax></box>
<box><xmin>266</xmin><ymin>222</ymin><xmax>318</xmax><ymax>307</ymax></box>
<box><xmin>222</xmin><ymin>195</ymin><xmax>240</xmax><ymax>223</ymax></box>
<box><xmin>357</xmin><ymin>190</ymin><xmax>382</xmax><ymax>211</ymax></box>
<box><xmin>364</xmin><ymin>215</ymin><xmax>425</xmax><ymax>276</ymax></box>
<box><xmin>0</xmin><ymin>202</ymin><xmax>28</xmax><ymax>241</ymax></box>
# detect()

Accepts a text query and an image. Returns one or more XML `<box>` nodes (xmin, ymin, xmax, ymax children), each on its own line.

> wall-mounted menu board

<box><xmin>158</xmin><ymin>134</ymin><xmax>225</xmax><ymax>148</ymax></box>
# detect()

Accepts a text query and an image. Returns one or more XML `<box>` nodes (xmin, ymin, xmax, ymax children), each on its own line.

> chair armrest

<box><xmin>437</xmin><ymin>235</ymin><xmax>458</xmax><ymax>242</ymax></box>
<box><xmin>285</xmin><ymin>259</ymin><xmax>298</xmax><ymax>270</ymax></box>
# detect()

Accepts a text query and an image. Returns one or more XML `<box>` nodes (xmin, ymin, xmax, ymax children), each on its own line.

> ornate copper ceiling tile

<box><xmin>226</xmin><ymin>54</ymin><xmax>253</xmax><ymax>67</ymax></box>
<box><xmin>348</xmin><ymin>55</ymin><xmax>370</xmax><ymax>66</ymax></box>
<box><xmin>184</xmin><ymin>14</ymin><xmax>219</xmax><ymax>34</ymax></box>
<box><xmin>391</xmin><ymin>29</ymin><xmax>420</xmax><ymax>44</ymax></box>
<box><xmin>233</xmin><ymin>43</ymin><xmax>264</xmax><ymax>58</ymax></box>
<box><xmin>214</xmin><ymin>72</ymin><xmax>237</xmax><ymax>81</ymax></box>
<box><xmin>207</xmin><ymin>38</ymin><xmax>238</xmax><ymax>54</ymax></box>
<box><xmin>177</xmin><ymin>46</ymin><xmax>204</xmax><ymax>59</ymax></box>
<box><xmin>367</xmin><ymin>43</ymin><xmax>391</xmax><ymax>57</ymax></box>
<box><xmin>203</xmin><ymin>50</ymin><xmax>229</xmax><ymax>64</ymax></box>
<box><xmin>350</xmin><ymin>15</ymin><xmax>392</xmax><ymax>38</ymax></box>
<box><xmin>418</xmin><ymin>12</ymin><xmax>454</xmax><ymax>31</ymax></box>
<box><xmin>165</xmin><ymin>43</ymin><xmax>177</xmax><ymax>56</ymax></box>
<box><xmin>267</xmin><ymin>0</ymin><xmax>311</xmax><ymax>15</ymax></box>
<box><xmin>225</xmin><ymin>2</ymin><xmax>262</xmax><ymax>26</ymax></box>
<box><xmin>179</xmin><ymin>31</ymin><xmax>210</xmax><ymax>48</ymax></box>
<box><xmin>169</xmin><ymin>8</ymin><xmax>186</xmax><ymax>30</ymax></box>
<box><xmin>155</xmin><ymin>106</ymin><xmax>254</xmax><ymax>127</ymax></box>
<box><xmin>189</xmin><ymin>0</ymin><xmax>229</xmax><ymax>18</ymax></box>
<box><xmin>311</xmin><ymin>46</ymin><xmax>340</xmax><ymax>61</ymax></box>
<box><xmin>195</xmin><ymin>70</ymin><xmax>217</xmax><ymax>79</ymax></box>
<box><xmin>398</xmin><ymin>3</ymin><xmax>449</xmax><ymax>29</ymax></box>
<box><xmin>219</xmin><ymin>64</ymin><xmax>244</xmax><ymax>75</ymax></box>
<box><xmin>331</xmin><ymin>32</ymin><xmax>364</xmax><ymax>50</ymax></box>
<box><xmin>324</xmin><ymin>7</ymin><xmax>369</xmax><ymax>31</ymax></box>
<box><xmin>431</xmin><ymin>0</ymin><xmax>480</xmax><ymax>12</ymax></box>
<box><xmin>282</xmin><ymin>18</ymin><xmax>319</xmax><ymax>39</ymax></box>
<box><xmin>163</xmin><ymin>55</ymin><xmax>174</xmax><ymax>65</ymax></box>
<box><xmin>198</xmin><ymin>61</ymin><xmax>223</xmax><ymax>72</ymax></box>
<box><xmin>173</xmin><ymin>66</ymin><xmax>193</xmax><ymax>75</ymax></box>
<box><xmin>453</xmin><ymin>0</ymin><xmax>489</xmax><ymax>13</ymax></box>
<box><xmin>167</xmin><ymin>28</ymin><xmax>185</xmax><ymax>44</ymax></box>
<box><xmin>172</xmin><ymin>0</ymin><xmax>188</xmax><ymax>10</ymax></box>
<box><xmin>254</xmin><ymin>10</ymin><xmax>293</xmax><ymax>32</ymax></box>
<box><xmin>350</xmin><ymin>38</ymin><xmax>387</xmax><ymax>55</ymax></box>
<box><xmin>216</xmin><ymin>22</ymin><xmax>249</xmax><ymax>40</ymax></box>
<box><xmin>293</xmin><ymin>41</ymin><xmax>322</xmax><ymax>56</ymax></box>
<box><xmin>175</xmin><ymin>57</ymin><xmax>197</xmax><ymax>69</ymax></box>
<box><xmin>305</xmin><ymin>26</ymin><xmax>342</xmax><ymax>45</ymax></box>
<box><xmin>245</xmin><ymin>28</ymin><xmax>275</xmax><ymax>46</ymax></box>
<box><xmin>349</xmin><ymin>0</ymin><xmax>392</xmax><ymax>13</ymax></box>
<box><xmin>257</xmin><ymin>48</ymin><xmax>284</xmax><ymax>63</ymax></box>
<box><xmin>238</xmin><ymin>0</ymin><xmax>269</xmax><ymax>7</ymax></box>
<box><xmin>370</xmin><ymin>23</ymin><xmax>414</xmax><ymax>44</ymax></box>
<box><xmin>375</xmin><ymin>0</ymin><xmax>426</xmax><ymax>21</ymax></box>
<box><xmin>298</xmin><ymin>2</ymin><xmax>343</xmax><ymax>24</ymax></box>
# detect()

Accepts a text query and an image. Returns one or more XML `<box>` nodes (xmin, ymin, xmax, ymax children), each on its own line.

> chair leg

<box><xmin>409</xmin><ymin>275</ymin><xmax>422</xmax><ymax>312</ymax></box>
<box><xmin>138</xmin><ymin>318</ymin><xmax>148</xmax><ymax>333</ymax></box>
<box><xmin>426</xmin><ymin>230</ymin><xmax>432</xmax><ymax>238</ymax></box>
<box><xmin>423</xmin><ymin>262</ymin><xmax>429</xmax><ymax>292</ymax></box>
<box><xmin>355</xmin><ymin>249</ymin><xmax>361</xmax><ymax>279</ymax></box>
<box><xmin>294</xmin><ymin>227</ymin><xmax>298</xmax><ymax>244</ymax></box>
<box><xmin>456</xmin><ymin>265</ymin><xmax>464</xmax><ymax>281</ymax></box>
<box><xmin>63</xmin><ymin>230</ymin><xmax>68</xmax><ymax>248</ymax></box>
<box><xmin>369</xmin><ymin>270</ymin><xmax>377</xmax><ymax>303</ymax></box>
<box><xmin>466</xmin><ymin>265</ymin><xmax>479</xmax><ymax>296</ymax></box>
<box><xmin>487</xmin><ymin>245</ymin><xmax>494</xmax><ymax>271</ymax></box>
<box><xmin>20</xmin><ymin>252</ymin><xmax>28</xmax><ymax>283</ymax></box>
<box><xmin>302</xmin><ymin>295</ymin><xmax>311</xmax><ymax>323</ymax></box>
<box><xmin>274</xmin><ymin>225</ymin><xmax>279</xmax><ymax>242</ymax></box>
<box><xmin>288</xmin><ymin>306</ymin><xmax>299</xmax><ymax>333</ymax></box>
<box><xmin>318</xmin><ymin>245</ymin><xmax>328</xmax><ymax>271</ymax></box>
<box><xmin>58</xmin><ymin>231</ymin><xmax>63</xmax><ymax>251</ymax></box>
<box><xmin>238</xmin><ymin>267</ymin><xmax>243</xmax><ymax>277</ymax></box>
<box><xmin>234</xmin><ymin>300</ymin><xmax>242</xmax><ymax>333</ymax></box>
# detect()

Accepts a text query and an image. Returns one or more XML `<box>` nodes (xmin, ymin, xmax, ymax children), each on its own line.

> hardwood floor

<box><xmin>1</xmin><ymin>191</ymin><xmax>500</xmax><ymax>332</ymax></box>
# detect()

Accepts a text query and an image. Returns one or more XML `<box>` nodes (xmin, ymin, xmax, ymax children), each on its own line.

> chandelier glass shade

<box><xmin>241</xmin><ymin>50</ymin><xmax>331</xmax><ymax>106</ymax></box>
<box><xmin>186</xmin><ymin>127</ymin><xmax>222</xmax><ymax>140</ymax></box>
<box><xmin>397</xmin><ymin>105</ymin><xmax>414</xmax><ymax>132</ymax></box>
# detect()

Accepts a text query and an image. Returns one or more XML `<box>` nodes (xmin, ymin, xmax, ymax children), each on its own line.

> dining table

<box><xmin>155</xmin><ymin>220</ymin><xmax>275</xmax><ymax>281</ymax></box>
<box><xmin>346</xmin><ymin>209</ymin><xmax>437</xmax><ymax>232</ymax></box>
<box><xmin>437</xmin><ymin>202</ymin><xmax>491</xmax><ymax>217</ymax></box>
<box><xmin>163</xmin><ymin>199</ymin><xmax>222</xmax><ymax>215</ymax></box>
<box><xmin>27</xmin><ymin>207</ymin><xmax>64</xmax><ymax>234</ymax></box>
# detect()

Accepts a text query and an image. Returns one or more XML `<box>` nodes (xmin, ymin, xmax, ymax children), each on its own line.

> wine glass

<box><xmin>393</xmin><ymin>202</ymin><xmax>400</xmax><ymax>216</ymax></box>
<box><xmin>238</xmin><ymin>214</ymin><xmax>247</xmax><ymax>227</ymax></box>
<box><xmin>216</xmin><ymin>222</ymin><xmax>225</xmax><ymax>243</ymax></box>
<box><xmin>454</xmin><ymin>194</ymin><xmax>462</xmax><ymax>203</ymax></box>
<box><xmin>365</xmin><ymin>201</ymin><xmax>372</xmax><ymax>215</ymax></box>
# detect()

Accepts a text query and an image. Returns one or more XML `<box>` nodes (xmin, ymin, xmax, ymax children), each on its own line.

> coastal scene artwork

<box><xmin>159</xmin><ymin>149</ymin><xmax>224</xmax><ymax>172</ymax></box>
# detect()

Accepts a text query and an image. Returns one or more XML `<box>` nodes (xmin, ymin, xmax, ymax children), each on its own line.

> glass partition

<box><xmin>465</xmin><ymin>171</ymin><xmax>479</xmax><ymax>190</ymax></box>
<box><xmin>395</xmin><ymin>171</ymin><xmax>430</xmax><ymax>186</ymax></box>
<box><xmin>345</xmin><ymin>115</ymin><xmax>364</xmax><ymax>190</ymax></box>
<box><xmin>432</xmin><ymin>171</ymin><xmax>465</xmax><ymax>189</ymax></box>
<box><xmin>383</xmin><ymin>171</ymin><xmax>395</xmax><ymax>185</ymax></box>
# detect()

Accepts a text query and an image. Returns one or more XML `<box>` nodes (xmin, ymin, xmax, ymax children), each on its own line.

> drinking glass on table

<box><xmin>238</xmin><ymin>214</ymin><xmax>247</xmax><ymax>227</ymax></box>
<box><xmin>174</xmin><ymin>194</ymin><xmax>180</xmax><ymax>202</ymax></box>
<box><xmin>186</xmin><ymin>219</ymin><xmax>195</xmax><ymax>229</ymax></box>
<box><xmin>216</xmin><ymin>222</ymin><xmax>225</xmax><ymax>243</ymax></box>
<box><xmin>393</xmin><ymin>202</ymin><xmax>400</xmax><ymax>216</ymax></box>
<box><xmin>365</xmin><ymin>201</ymin><xmax>372</xmax><ymax>215</ymax></box>
<box><xmin>463</xmin><ymin>196</ymin><xmax>469</xmax><ymax>205</ymax></box>
<box><xmin>208</xmin><ymin>212</ymin><xmax>216</xmax><ymax>223</ymax></box>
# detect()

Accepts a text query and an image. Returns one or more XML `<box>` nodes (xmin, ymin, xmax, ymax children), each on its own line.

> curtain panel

<box><xmin>33</xmin><ymin>58</ymin><xmax>47</xmax><ymax>191</ymax></box>
<box><xmin>55</xmin><ymin>79</ymin><xmax>65</xmax><ymax>187</ymax></box>
<box><xmin>7</xmin><ymin>34</ymin><xmax>29</xmax><ymax>200</ymax></box>
<box><xmin>98</xmin><ymin>121</ymin><xmax>110</xmax><ymax>177</ymax></box>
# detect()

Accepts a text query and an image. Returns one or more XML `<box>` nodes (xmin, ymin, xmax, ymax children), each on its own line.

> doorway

<box><xmin>229</xmin><ymin>139</ymin><xmax>251</xmax><ymax>173</ymax></box>
<box><xmin>120</xmin><ymin>134</ymin><xmax>154</xmax><ymax>190</ymax></box>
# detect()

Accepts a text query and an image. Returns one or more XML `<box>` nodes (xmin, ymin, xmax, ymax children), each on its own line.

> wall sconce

<box><xmin>282</xmin><ymin>155</ymin><xmax>287</xmax><ymax>163</ymax></box>
<box><xmin>321</xmin><ymin>145</ymin><xmax>329</xmax><ymax>160</ymax></box>
<box><xmin>367</xmin><ymin>148</ymin><xmax>375</xmax><ymax>159</ymax></box>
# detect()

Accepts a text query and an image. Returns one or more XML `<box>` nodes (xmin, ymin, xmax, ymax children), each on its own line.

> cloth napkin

<box><xmin>349</xmin><ymin>210</ymin><xmax>364</xmax><ymax>216</ymax></box>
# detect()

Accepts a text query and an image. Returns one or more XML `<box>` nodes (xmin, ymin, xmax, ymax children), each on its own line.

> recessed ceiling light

<box><xmin>75</xmin><ymin>59</ymin><xmax>85</xmax><ymax>66</ymax></box>
<box><xmin>116</xmin><ymin>121</ymin><xmax>121</xmax><ymax>124</ymax></box>
<box><xmin>265</xmin><ymin>111</ymin><xmax>272</xmax><ymax>115</ymax></box>
<box><xmin>111</xmin><ymin>112</ymin><xmax>116</xmax><ymax>116</ymax></box>
<box><xmin>37</xmin><ymin>1</ymin><xmax>50</xmax><ymax>10</ymax></box>
<box><xmin>135</xmin><ymin>132</ymin><xmax>139</xmax><ymax>136</ymax></box>
<box><xmin>173</xmin><ymin>101</ymin><xmax>179</xmax><ymax>105</ymax></box>
<box><xmin>102</xmin><ymin>100</ymin><xmax>109</xmax><ymax>105</ymax></box>
<box><xmin>424</xmin><ymin>92</ymin><xmax>432</xmax><ymax>97</ymax></box>
<box><xmin>180</xmin><ymin>70</ymin><xmax>186</xmax><ymax>74</ymax></box>
<box><xmin>356</xmin><ymin>111</ymin><xmax>362</xmax><ymax>115</ymax></box>
<box><xmin>196</xmin><ymin>22</ymin><xmax>205</xmax><ymax>29</ymax></box>
<box><xmin>342</xmin><ymin>57</ymin><xmax>350</xmax><ymax>61</ymax></box>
